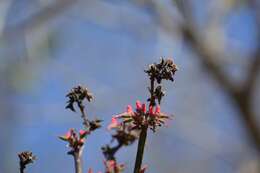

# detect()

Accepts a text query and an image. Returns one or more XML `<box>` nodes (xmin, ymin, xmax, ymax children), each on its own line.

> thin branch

<box><xmin>243</xmin><ymin>0</ymin><xmax>260</xmax><ymax>96</ymax></box>
<box><xmin>175</xmin><ymin>0</ymin><xmax>260</xmax><ymax>151</ymax></box>
<box><xmin>2</xmin><ymin>0</ymin><xmax>78</xmax><ymax>40</ymax></box>
<box><xmin>175</xmin><ymin>0</ymin><xmax>237</xmax><ymax>95</ymax></box>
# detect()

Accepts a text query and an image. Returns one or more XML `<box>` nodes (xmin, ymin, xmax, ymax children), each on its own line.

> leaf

<box><xmin>58</xmin><ymin>135</ymin><xmax>69</xmax><ymax>141</ymax></box>
<box><xmin>65</xmin><ymin>103</ymin><xmax>75</xmax><ymax>112</ymax></box>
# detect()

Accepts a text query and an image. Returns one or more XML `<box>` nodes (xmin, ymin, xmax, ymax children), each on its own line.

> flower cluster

<box><xmin>110</xmin><ymin>100</ymin><xmax>171</xmax><ymax>132</ymax></box>
<box><xmin>145</xmin><ymin>58</ymin><xmax>178</xmax><ymax>83</ymax></box>
<box><xmin>59</xmin><ymin>128</ymin><xmax>89</xmax><ymax>155</ymax></box>
<box><xmin>18</xmin><ymin>151</ymin><xmax>36</xmax><ymax>170</ymax></box>
<box><xmin>66</xmin><ymin>85</ymin><xmax>93</xmax><ymax>112</ymax></box>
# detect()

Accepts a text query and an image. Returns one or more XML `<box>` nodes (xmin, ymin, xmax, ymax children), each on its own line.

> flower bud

<box><xmin>136</xmin><ymin>100</ymin><xmax>142</xmax><ymax>110</ymax></box>
<box><xmin>155</xmin><ymin>105</ymin><xmax>161</xmax><ymax>114</ymax></box>
<box><xmin>141</xmin><ymin>103</ymin><xmax>146</xmax><ymax>113</ymax></box>
<box><xmin>126</xmin><ymin>105</ymin><xmax>133</xmax><ymax>114</ymax></box>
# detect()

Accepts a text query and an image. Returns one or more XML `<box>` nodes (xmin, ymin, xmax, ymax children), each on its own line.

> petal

<box><xmin>141</xmin><ymin>103</ymin><xmax>146</xmax><ymax>113</ymax></box>
<box><xmin>149</xmin><ymin>106</ymin><xmax>154</xmax><ymax>115</ymax></box>
<box><xmin>155</xmin><ymin>105</ymin><xmax>161</xmax><ymax>114</ymax></box>
<box><xmin>136</xmin><ymin>100</ymin><xmax>142</xmax><ymax>110</ymax></box>
<box><xmin>65</xmin><ymin>130</ymin><xmax>72</xmax><ymax>139</ymax></box>
<box><xmin>107</xmin><ymin>117</ymin><xmax>120</xmax><ymax>130</ymax></box>
<box><xmin>126</xmin><ymin>105</ymin><xmax>133</xmax><ymax>113</ymax></box>
<box><xmin>79</xmin><ymin>130</ymin><xmax>89</xmax><ymax>138</ymax></box>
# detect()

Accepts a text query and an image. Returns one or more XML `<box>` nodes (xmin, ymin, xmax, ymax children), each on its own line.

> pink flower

<box><xmin>126</xmin><ymin>105</ymin><xmax>133</xmax><ymax>114</ymax></box>
<box><xmin>65</xmin><ymin>130</ymin><xmax>72</xmax><ymax>140</ymax></box>
<box><xmin>136</xmin><ymin>100</ymin><xmax>142</xmax><ymax>110</ymax></box>
<box><xmin>79</xmin><ymin>138</ymin><xmax>85</xmax><ymax>144</ymax></box>
<box><xmin>79</xmin><ymin>130</ymin><xmax>88</xmax><ymax>137</ymax></box>
<box><xmin>107</xmin><ymin>117</ymin><xmax>120</xmax><ymax>130</ymax></box>
<box><xmin>141</xmin><ymin>103</ymin><xmax>146</xmax><ymax>113</ymax></box>
<box><xmin>149</xmin><ymin>106</ymin><xmax>154</xmax><ymax>115</ymax></box>
<box><xmin>155</xmin><ymin>105</ymin><xmax>160</xmax><ymax>114</ymax></box>
<box><xmin>136</xmin><ymin>101</ymin><xmax>146</xmax><ymax>114</ymax></box>
<box><xmin>149</xmin><ymin>105</ymin><xmax>161</xmax><ymax>117</ymax></box>
<box><xmin>59</xmin><ymin>128</ymin><xmax>88</xmax><ymax>147</ymax></box>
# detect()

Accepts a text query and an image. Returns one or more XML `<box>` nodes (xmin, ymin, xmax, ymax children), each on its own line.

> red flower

<box><xmin>155</xmin><ymin>105</ymin><xmax>160</xmax><ymax>114</ymax></box>
<box><xmin>149</xmin><ymin>106</ymin><xmax>154</xmax><ymax>115</ymax></box>
<box><xmin>136</xmin><ymin>100</ymin><xmax>142</xmax><ymax>110</ymax></box>
<box><xmin>141</xmin><ymin>103</ymin><xmax>146</xmax><ymax>113</ymax></box>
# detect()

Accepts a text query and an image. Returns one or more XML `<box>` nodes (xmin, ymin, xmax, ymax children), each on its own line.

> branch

<box><xmin>2</xmin><ymin>0</ymin><xmax>78</xmax><ymax>40</ymax></box>
<box><xmin>243</xmin><ymin>0</ymin><xmax>260</xmax><ymax>96</ymax></box>
<box><xmin>176</xmin><ymin>0</ymin><xmax>260</xmax><ymax>151</ymax></box>
<box><xmin>244</xmin><ymin>47</ymin><xmax>260</xmax><ymax>96</ymax></box>
<box><xmin>175</xmin><ymin>0</ymin><xmax>237</xmax><ymax>96</ymax></box>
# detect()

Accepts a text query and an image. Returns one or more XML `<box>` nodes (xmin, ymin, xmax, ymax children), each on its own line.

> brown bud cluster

<box><xmin>102</xmin><ymin>123</ymin><xmax>137</xmax><ymax>161</ymax></box>
<box><xmin>145</xmin><ymin>58</ymin><xmax>178</xmax><ymax>83</ymax></box>
<box><xmin>89</xmin><ymin>119</ymin><xmax>103</xmax><ymax>131</ymax></box>
<box><xmin>18</xmin><ymin>151</ymin><xmax>36</xmax><ymax>170</ymax></box>
<box><xmin>66</xmin><ymin>85</ymin><xmax>93</xmax><ymax>112</ymax></box>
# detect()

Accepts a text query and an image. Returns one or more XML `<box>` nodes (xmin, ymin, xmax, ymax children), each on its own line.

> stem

<box><xmin>79</xmin><ymin>104</ymin><xmax>89</xmax><ymax>128</ymax></box>
<box><xmin>19</xmin><ymin>164</ymin><xmax>25</xmax><ymax>173</ymax></box>
<box><xmin>133</xmin><ymin>126</ymin><xmax>148</xmax><ymax>173</ymax></box>
<box><xmin>73</xmin><ymin>149</ymin><xmax>83</xmax><ymax>173</ymax></box>
<box><xmin>133</xmin><ymin>78</ymin><xmax>155</xmax><ymax>173</ymax></box>
<box><xmin>149</xmin><ymin>78</ymin><xmax>156</xmax><ymax>107</ymax></box>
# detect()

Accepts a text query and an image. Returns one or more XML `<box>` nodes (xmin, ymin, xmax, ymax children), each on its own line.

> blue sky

<box><xmin>0</xmin><ymin>1</ymin><xmax>259</xmax><ymax>173</ymax></box>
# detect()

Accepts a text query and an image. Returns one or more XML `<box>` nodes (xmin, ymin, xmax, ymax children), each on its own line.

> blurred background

<box><xmin>0</xmin><ymin>0</ymin><xmax>259</xmax><ymax>173</ymax></box>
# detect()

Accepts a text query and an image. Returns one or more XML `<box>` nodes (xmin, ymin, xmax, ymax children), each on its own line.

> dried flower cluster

<box><xmin>18</xmin><ymin>151</ymin><xmax>36</xmax><ymax>173</ymax></box>
<box><xmin>145</xmin><ymin>58</ymin><xmax>178</xmax><ymax>83</ymax></box>
<box><xmin>102</xmin><ymin>127</ymin><xmax>137</xmax><ymax>160</ymax></box>
<box><xmin>66</xmin><ymin>85</ymin><xmax>93</xmax><ymax>112</ymax></box>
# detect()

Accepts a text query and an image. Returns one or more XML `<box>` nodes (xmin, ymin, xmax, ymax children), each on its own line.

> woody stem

<box><xmin>73</xmin><ymin>147</ymin><xmax>83</xmax><ymax>173</ymax></box>
<box><xmin>133</xmin><ymin>78</ymin><xmax>155</xmax><ymax>173</ymax></box>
